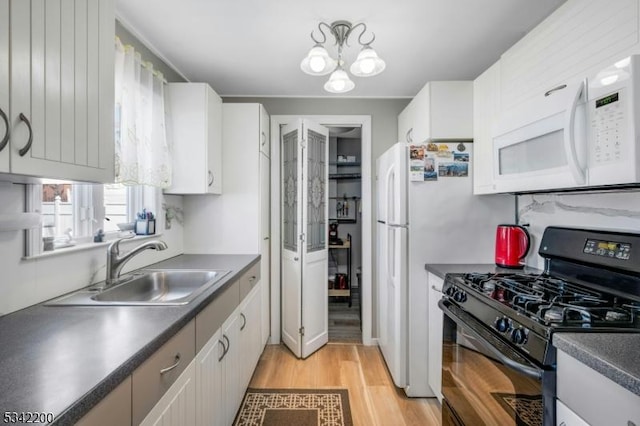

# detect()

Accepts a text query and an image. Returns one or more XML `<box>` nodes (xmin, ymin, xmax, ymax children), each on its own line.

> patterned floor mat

<box><xmin>491</xmin><ymin>392</ymin><xmax>543</xmax><ymax>426</ymax></box>
<box><xmin>234</xmin><ymin>388</ymin><xmax>353</xmax><ymax>426</ymax></box>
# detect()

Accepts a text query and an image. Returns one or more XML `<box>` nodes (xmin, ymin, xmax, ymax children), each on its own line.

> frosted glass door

<box><xmin>280</xmin><ymin>119</ymin><xmax>329</xmax><ymax>359</ymax></box>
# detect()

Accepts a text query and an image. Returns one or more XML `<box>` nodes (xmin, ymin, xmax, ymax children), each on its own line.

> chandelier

<box><xmin>300</xmin><ymin>20</ymin><xmax>386</xmax><ymax>94</ymax></box>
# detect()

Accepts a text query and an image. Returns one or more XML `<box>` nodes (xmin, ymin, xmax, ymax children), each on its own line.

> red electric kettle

<box><xmin>495</xmin><ymin>224</ymin><xmax>530</xmax><ymax>268</ymax></box>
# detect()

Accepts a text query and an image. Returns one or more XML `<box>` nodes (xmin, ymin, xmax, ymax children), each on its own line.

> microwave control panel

<box><xmin>589</xmin><ymin>88</ymin><xmax>626</xmax><ymax>165</ymax></box>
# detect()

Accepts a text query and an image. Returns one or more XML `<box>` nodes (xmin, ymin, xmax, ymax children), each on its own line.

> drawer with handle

<box><xmin>239</xmin><ymin>261</ymin><xmax>261</xmax><ymax>300</ymax></box>
<box><xmin>132</xmin><ymin>320</ymin><xmax>196</xmax><ymax>425</ymax></box>
<box><xmin>196</xmin><ymin>279</ymin><xmax>240</xmax><ymax>352</ymax></box>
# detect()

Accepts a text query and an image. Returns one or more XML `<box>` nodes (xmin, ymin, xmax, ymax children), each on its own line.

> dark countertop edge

<box><xmin>425</xmin><ymin>263</ymin><xmax>542</xmax><ymax>279</ymax></box>
<box><xmin>553</xmin><ymin>333</ymin><xmax>640</xmax><ymax>398</ymax></box>
<box><xmin>53</xmin><ymin>254</ymin><xmax>260</xmax><ymax>425</ymax></box>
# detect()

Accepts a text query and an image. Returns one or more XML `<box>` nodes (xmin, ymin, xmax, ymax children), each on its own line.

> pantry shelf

<box><xmin>329</xmin><ymin>161</ymin><xmax>361</xmax><ymax>167</ymax></box>
<box><xmin>328</xmin><ymin>234</ymin><xmax>352</xmax><ymax>307</ymax></box>
<box><xmin>329</xmin><ymin>173</ymin><xmax>361</xmax><ymax>180</ymax></box>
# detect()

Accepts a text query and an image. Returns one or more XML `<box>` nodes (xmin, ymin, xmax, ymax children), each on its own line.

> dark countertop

<box><xmin>553</xmin><ymin>333</ymin><xmax>640</xmax><ymax>397</ymax></box>
<box><xmin>0</xmin><ymin>254</ymin><xmax>259</xmax><ymax>425</ymax></box>
<box><xmin>425</xmin><ymin>263</ymin><xmax>542</xmax><ymax>279</ymax></box>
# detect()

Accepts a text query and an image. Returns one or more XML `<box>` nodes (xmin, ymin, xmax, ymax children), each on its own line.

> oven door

<box><xmin>439</xmin><ymin>299</ymin><xmax>552</xmax><ymax>426</ymax></box>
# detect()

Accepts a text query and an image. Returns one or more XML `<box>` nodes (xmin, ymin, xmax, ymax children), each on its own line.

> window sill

<box><xmin>22</xmin><ymin>233</ymin><xmax>164</xmax><ymax>261</ymax></box>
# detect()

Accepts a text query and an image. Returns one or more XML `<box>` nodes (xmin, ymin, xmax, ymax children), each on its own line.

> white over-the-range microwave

<box><xmin>492</xmin><ymin>55</ymin><xmax>640</xmax><ymax>193</ymax></box>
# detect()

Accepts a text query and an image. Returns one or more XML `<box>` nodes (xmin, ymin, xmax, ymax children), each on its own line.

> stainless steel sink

<box><xmin>47</xmin><ymin>269</ymin><xmax>231</xmax><ymax>306</ymax></box>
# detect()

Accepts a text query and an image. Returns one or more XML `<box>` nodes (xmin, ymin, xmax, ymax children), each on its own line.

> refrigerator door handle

<box><xmin>387</xmin><ymin>226</ymin><xmax>396</xmax><ymax>284</ymax></box>
<box><xmin>385</xmin><ymin>164</ymin><xmax>395</xmax><ymax>225</ymax></box>
<box><xmin>388</xmin><ymin>223</ymin><xmax>408</xmax><ymax>229</ymax></box>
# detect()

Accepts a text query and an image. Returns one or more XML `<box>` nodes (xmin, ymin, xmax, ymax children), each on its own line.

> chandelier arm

<box><xmin>310</xmin><ymin>22</ymin><xmax>330</xmax><ymax>44</ymax></box>
<box><xmin>354</xmin><ymin>23</ymin><xmax>376</xmax><ymax>46</ymax></box>
<box><xmin>340</xmin><ymin>22</ymin><xmax>359</xmax><ymax>48</ymax></box>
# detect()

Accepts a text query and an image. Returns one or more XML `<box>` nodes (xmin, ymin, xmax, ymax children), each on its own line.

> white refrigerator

<box><xmin>376</xmin><ymin>142</ymin><xmax>514</xmax><ymax>397</ymax></box>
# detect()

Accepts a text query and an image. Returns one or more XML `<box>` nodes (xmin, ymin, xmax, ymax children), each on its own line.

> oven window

<box><xmin>442</xmin><ymin>318</ymin><xmax>543</xmax><ymax>426</ymax></box>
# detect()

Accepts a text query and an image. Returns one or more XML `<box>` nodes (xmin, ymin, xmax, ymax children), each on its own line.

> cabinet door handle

<box><xmin>431</xmin><ymin>285</ymin><xmax>443</xmax><ymax>293</ymax></box>
<box><xmin>208</xmin><ymin>170</ymin><xmax>214</xmax><ymax>187</ymax></box>
<box><xmin>294</xmin><ymin>257</ymin><xmax>299</xmax><ymax>261</ymax></box>
<box><xmin>544</xmin><ymin>84</ymin><xmax>567</xmax><ymax>97</ymax></box>
<box><xmin>223</xmin><ymin>335</ymin><xmax>230</xmax><ymax>357</ymax></box>
<box><xmin>406</xmin><ymin>128</ymin><xmax>412</xmax><ymax>143</ymax></box>
<box><xmin>263</xmin><ymin>237</ymin><xmax>270</xmax><ymax>240</ymax></box>
<box><xmin>249</xmin><ymin>275</ymin><xmax>256</xmax><ymax>282</ymax></box>
<box><xmin>217</xmin><ymin>339</ymin><xmax>226</xmax><ymax>362</ymax></box>
<box><xmin>240</xmin><ymin>313</ymin><xmax>247</xmax><ymax>331</ymax></box>
<box><xmin>0</xmin><ymin>107</ymin><xmax>9</xmax><ymax>153</ymax></box>
<box><xmin>159</xmin><ymin>353</ymin><xmax>181</xmax><ymax>375</ymax></box>
<box><xmin>18</xmin><ymin>113</ymin><xmax>33</xmax><ymax>157</ymax></box>
<box><xmin>261</xmin><ymin>131</ymin><xmax>266</xmax><ymax>146</ymax></box>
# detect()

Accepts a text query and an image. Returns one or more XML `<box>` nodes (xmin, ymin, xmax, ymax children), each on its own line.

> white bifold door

<box><xmin>281</xmin><ymin>119</ymin><xmax>329</xmax><ymax>359</ymax></box>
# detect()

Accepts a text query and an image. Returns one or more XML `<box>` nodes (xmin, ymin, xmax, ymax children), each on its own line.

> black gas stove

<box><xmin>461</xmin><ymin>272</ymin><xmax>639</xmax><ymax>328</ymax></box>
<box><xmin>440</xmin><ymin>227</ymin><xmax>640</xmax><ymax>426</ymax></box>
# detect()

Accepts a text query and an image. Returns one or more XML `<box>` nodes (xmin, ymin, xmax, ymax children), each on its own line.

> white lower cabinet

<box><xmin>427</xmin><ymin>273</ymin><xmax>444</xmax><ymax>402</ymax></box>
<box><xmin>222</xmin><ymin>308</ymin><xmax>243</xmax><ymax>426</ymax></box>
<box><xmin>139</xmin><ymin>265</ymin><xmax>266</xmax><ymax>426</ymax></box>
<box><xmin>240</xmin><ymin>284</ymin><xmax>262</xmax><ymax>391</ymax></box>
<box><xmin>556</xmin><ymin>349</ymin><xmax>640</xmax><ymax>425</ymax></box>
<box><xmin>195</xmin><ymin>286</ymin><xmax>262</xmax><ymax>426</ymax></box>
<box><xmin>556</xmin><ymin>399</ymin><xmax>590</xmax><ymax>426</ymax></box>
<box><xmin>140</xmin><ymin>360</ymin><xmax>197</xmax><ymax>426</ymax></box>
<box><xmin>195</xmin><ymin>327</ymin><xmax>225</xmax><ymax>426</ymax></box>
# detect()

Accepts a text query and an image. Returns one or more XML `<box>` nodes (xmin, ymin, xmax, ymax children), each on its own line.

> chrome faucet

<box><xmin>106</xmin><ymin>237</ymin><xmax>168</xmax><ymax>286</ymax></box>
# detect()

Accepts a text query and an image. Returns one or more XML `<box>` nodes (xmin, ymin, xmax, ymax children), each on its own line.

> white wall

<box><xmin>0</xmin><ymin>184</ymin><xmax>184</xmax><ymax>315</ymax></box>
<box><xmin>518</xmin><ymin>190</ymin><xmax>640</xmax><ymax>269</ymax></box>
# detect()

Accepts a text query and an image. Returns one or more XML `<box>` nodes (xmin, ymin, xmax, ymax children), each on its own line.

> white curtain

<box><xmin>114</xmin><ymin>37</ymin><xmax>172</xmax><ymax>188</ymax></box>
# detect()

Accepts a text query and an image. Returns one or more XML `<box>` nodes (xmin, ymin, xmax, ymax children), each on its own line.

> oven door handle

<box><xmin>439</xmin><ymin>299</ymin><xmax>543</xmax><ymax>380</ymax></box>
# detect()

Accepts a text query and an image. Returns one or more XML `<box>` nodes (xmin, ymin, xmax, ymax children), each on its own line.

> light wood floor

<box><xmin>248</xmin><ymin>343</ymin><xmax>442</xmax><ymax>426</ymax></box>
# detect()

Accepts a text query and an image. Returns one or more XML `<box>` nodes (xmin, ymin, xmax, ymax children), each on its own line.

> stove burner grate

<box><xmin>459</xmin><ymin>272</ymin><xmax>640</xmax><ymax>328</ymax></box>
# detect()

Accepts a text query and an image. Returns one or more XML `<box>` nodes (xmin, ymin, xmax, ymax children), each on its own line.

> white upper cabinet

<box><xmin>501</xmin><ymin>0</ymin><xmax>639</xmax><ymax>111</ymax></box>
<box><xmin>7</xmin><ymin>0</ymin><xmax>114</xmax><ymax>182</ymax></box>
<box><xmin>398</xmin><ymin>81</ymin><xmax>473</xmax><ymax>144</ymax></box>
<box><xmin>0</xmin><ymin>0</ymin><xmax>9</xmax><ymax>173</ymax></box>
<box><xmin>473</xmin><ymin>61</ymin><xmax>501</xmax><ymax>195</ymax></box>
<box><xmin>398</xmin><ymin>93</ymin><xmax>416</xmax><ymax>143</ymax></box>
<box><xmin>165</xmin><ymin>83</ymin><xmax>222</xmax><ymax>194</ymax></box>
<box><xmin>260</xmin><ymin>104</ymin><xmax>270</xmax><ymax>156</ymax></box>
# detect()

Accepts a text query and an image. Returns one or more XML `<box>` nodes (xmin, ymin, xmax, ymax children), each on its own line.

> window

<box><xmin>27</xmin><ymin>183</ymin><xmax>160</xmax><ymax>256</ymax></box>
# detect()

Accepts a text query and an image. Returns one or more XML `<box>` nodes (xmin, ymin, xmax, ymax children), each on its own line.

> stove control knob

<box><xmin>511</xmin><ymin>327</ymin><xmax>528</xmax><ymax>345</ymax></box>
<box><xmin>445</xmin><ymin>286</ymin><xmax>456</xmax><ymax>297</ymax></box>
<box><xmin>453</xmin><ymin>290</ymin><xmax>467</xmax><ymax>303</ymax></box>
<box><xmin>494</xmin><ymin>317</ymin><xmax>510</xmax><ymax>333</ymax></box>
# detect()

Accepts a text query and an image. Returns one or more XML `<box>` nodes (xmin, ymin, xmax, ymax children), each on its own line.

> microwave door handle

<box><xmin>439</xmin><ymin>299</ymin><xmax>543</xmax><ymax>380</ymax></box>
<box><xmin>563</xmin><ymin>79</ymin><xmax>587</xmax><ymax>185</ymax></box>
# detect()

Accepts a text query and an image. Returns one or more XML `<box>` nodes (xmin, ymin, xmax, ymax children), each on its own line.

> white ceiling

<box><xmin>115</xmin><ymin>0</ymin><xmax>566</xmax><ymax>98</ymax></box>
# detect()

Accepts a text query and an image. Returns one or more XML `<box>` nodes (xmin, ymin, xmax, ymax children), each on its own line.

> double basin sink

<box><xmin>48</xmin><ymin>269</ymin><xmax>231</xmax><ymax>306</ymax></box>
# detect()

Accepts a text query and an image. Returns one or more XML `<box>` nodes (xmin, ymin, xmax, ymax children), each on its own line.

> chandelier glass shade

<box><xmin>300</xmin><ymin>20</ymin><xmax>385</xmax><ymax>93</ymax></box>
<box><xmin>324</xmin><ymin>65</ymin><xmax>356</xmax><ymax>93</ymax></box>
<box><xmin>300</xmin><ymin>44</ymin><xmax>337</xmax><ymax>76</ymax></box>
<box><xmin>350</xmin><ymin>46</ymin><xmax>386</xmax><ymax>77</ymax></box>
